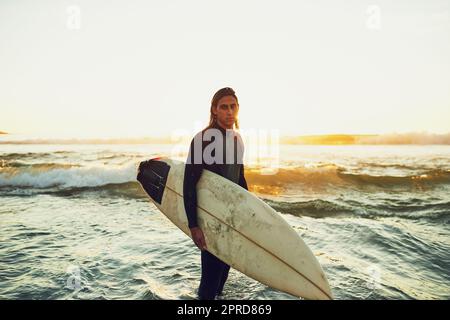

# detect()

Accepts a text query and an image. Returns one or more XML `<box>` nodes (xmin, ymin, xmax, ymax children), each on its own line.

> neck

<box><xmin>215</xmin><ymin>120</ymin><xmax>233</xmax><ymax>131</ymax></box>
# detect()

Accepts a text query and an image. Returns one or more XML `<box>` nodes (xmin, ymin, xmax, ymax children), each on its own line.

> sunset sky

<box><xmin>1</xmin><ymin>0</ymin><xmax>449</xmax><ymax>139</ymax></box>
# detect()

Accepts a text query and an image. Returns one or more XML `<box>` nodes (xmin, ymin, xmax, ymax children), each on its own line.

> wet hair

<box><xmin>207</xmin><ymin>87</ymin><xmax>239</xmax><ymax>129</ymax></box>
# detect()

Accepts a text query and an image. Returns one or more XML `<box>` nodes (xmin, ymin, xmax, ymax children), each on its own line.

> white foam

<box><xmin>0</xmin><ymin>162</ymin><xmax>138</xmax><ymax>188</ymax></box>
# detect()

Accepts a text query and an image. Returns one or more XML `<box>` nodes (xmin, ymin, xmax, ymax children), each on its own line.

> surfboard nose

<box><xmin>137</xmin><ymin>159</ymin><xmax>170</xmax><ymax>204</ymax></box>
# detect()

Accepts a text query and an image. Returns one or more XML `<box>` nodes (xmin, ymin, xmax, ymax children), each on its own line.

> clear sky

<box><xmin>1</xmin><ymin>0</ymin><xmax>449</xmax><ymax>139</ymax></box>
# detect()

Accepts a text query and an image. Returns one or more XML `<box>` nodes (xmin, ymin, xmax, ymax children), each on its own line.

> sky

<box><xmin>1</xmin><ymin>0</ymin><xmax>449</xmax><ymax>139</ymax></box>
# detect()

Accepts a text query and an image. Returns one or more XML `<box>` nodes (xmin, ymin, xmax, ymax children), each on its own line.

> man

<box><xmin>183</xmin><ymin>87</ymin><xmax>248</xmax><ymax>300</ymax></box>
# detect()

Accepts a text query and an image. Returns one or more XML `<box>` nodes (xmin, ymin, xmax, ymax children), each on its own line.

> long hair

<box><xmin>207</xmin><ymin>87</ymin><xmax>240</xmax><ymax>130</ymax></box>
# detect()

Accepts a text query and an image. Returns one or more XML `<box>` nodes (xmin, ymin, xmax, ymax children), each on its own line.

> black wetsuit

<box><xmin>183</xmin><ymin>122</ymin><xmax>248</xmax><ymax>300</ymax></box>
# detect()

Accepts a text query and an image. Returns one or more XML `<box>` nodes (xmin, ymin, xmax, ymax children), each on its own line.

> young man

<box><xmin>183</xmin><ymin>87</ymin><xmax>248</xmax><ymax>300</ymax></box>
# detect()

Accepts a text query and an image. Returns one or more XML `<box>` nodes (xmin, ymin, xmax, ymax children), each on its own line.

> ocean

<box><xmin>0</xmin><ymin>143</ymin><xmax>449</xmax><ymax>299</ymax></box>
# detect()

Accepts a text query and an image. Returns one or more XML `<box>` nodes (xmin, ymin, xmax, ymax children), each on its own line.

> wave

<box><xmin>2</xmin><ymin>162</ymin><xmax>81</xmax><ymax>169</ymax></box>
<box><xmin>0</xmin><ymin>163</ymin><xmax>137</xmax><ymax>188</ymax></box>
<box><xmin>0</xmin><ymin>151</ymin><xmax>138</xmax><ymax>162</ymax></box>
<box><xmin>244</xmin><ymin>166</ymin><xmax>450</xmax><ymax>193</ymax></box>
<box><xmin>355</xmin><ymin>162</ymin><xmax>428</xmax><ymax>171</ymax></box>
<box><xmin>0</xmin><ymin>152</ymin><xmax>72</xmax><ymax>161</ymax></box>
<box><xmin>1</xmin><ymin>161</ymin><xmax>448</xmax><ymax>222</ymax></box>
<box><xmin>263</xmin><ymin>198</ymin><xmax>450</xmax><ymax>221</ymax></box>
<box><xmin>338</xmin><ymin>169</ymin><xmax>450</xmax><ymax>186</ymax></box>
<box><xmin>263</xmin><ymin>198</ymin><xmax>353</xmax><ymax>218</ymax></box>
<box><xmin>50</xmin><ymin>181</ymin><xmax>145</xmax><ymax>198</ymax></box>
<box><xmin>1</xmin><ymin>161</ymin><xmax>449</xmax><ymax>192</ymax></box>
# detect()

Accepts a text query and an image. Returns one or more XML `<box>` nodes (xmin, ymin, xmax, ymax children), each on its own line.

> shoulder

<box><xmin>234</xmin><ymin>130</ymin><xmax>245</xmax><ymax>146</ymax></box>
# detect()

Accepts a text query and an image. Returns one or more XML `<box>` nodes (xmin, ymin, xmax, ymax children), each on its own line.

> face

<box><xmin>213</xmin><ymin>95</ymin><xmax>239</xmax><ymax>129</ymax></box>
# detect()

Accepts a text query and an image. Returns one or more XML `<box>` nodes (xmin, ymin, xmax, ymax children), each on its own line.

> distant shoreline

<box><xmin>1</xmin><ymin>133</ymin><xmax>449</xmax><ymax>145</ymax></box>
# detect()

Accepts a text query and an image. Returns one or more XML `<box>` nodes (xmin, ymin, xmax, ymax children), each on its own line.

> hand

<box><xmin>190</xmin><ymin>227</ymin><xmax>207</xmax><ymax>251</ymax></box>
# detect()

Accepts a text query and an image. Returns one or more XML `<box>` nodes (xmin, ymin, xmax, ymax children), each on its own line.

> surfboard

<box><xmin>137</xmin><ymin>157</ymin><xmax>333</xmax><ymax>300</ymax></box>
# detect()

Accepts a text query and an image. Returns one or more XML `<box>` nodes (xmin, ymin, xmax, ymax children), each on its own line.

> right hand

<box><xmin>190</xmin><ymin>227</ymin><xmax>207</xmax><ymax>251</ymax></box>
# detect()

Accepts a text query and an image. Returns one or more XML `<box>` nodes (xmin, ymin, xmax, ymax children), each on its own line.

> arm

<box><xmin>183</xmin><ymin>134</ymin><xmax>208</xmax><ymax>250</ymax></box>
<box><xmin>183</xmin><ymin>136</ymin><xmax>203</xmax><ymax>229</ymax></box>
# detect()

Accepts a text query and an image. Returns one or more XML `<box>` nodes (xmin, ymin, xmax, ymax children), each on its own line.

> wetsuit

<box><xmin>183</xmin><ymin>122</ymin><xmax>248</xmax><ymax>300</ymax></box>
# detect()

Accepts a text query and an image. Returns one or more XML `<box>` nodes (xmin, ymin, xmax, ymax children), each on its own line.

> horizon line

<box><xmin>1</xmin><ymin>132</ymin><xmax>450</xmax><ymax>145</ymax></box>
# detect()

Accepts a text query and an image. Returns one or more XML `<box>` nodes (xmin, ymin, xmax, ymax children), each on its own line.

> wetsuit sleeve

<box><xmin>183</xmin><ymin>136</ymin><xmax>203</xmax><ymax>229</ymax></box>
<box><xmin>239</xmin><ymin>163</ymin><xmax>249</xmax><ymax>191</ymax></box>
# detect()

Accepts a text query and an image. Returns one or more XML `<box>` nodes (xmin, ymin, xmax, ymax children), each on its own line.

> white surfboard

<box><xmin>137</xmin><ymin>157</ymin><xmax>333</xmax><ymax>300</ymax></box>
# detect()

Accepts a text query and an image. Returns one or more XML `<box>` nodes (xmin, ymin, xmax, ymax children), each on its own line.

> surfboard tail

<box><xmin>137</xmin><ymin>159</ymin><xmax>170</xmax><ymax>204</ymax></box>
